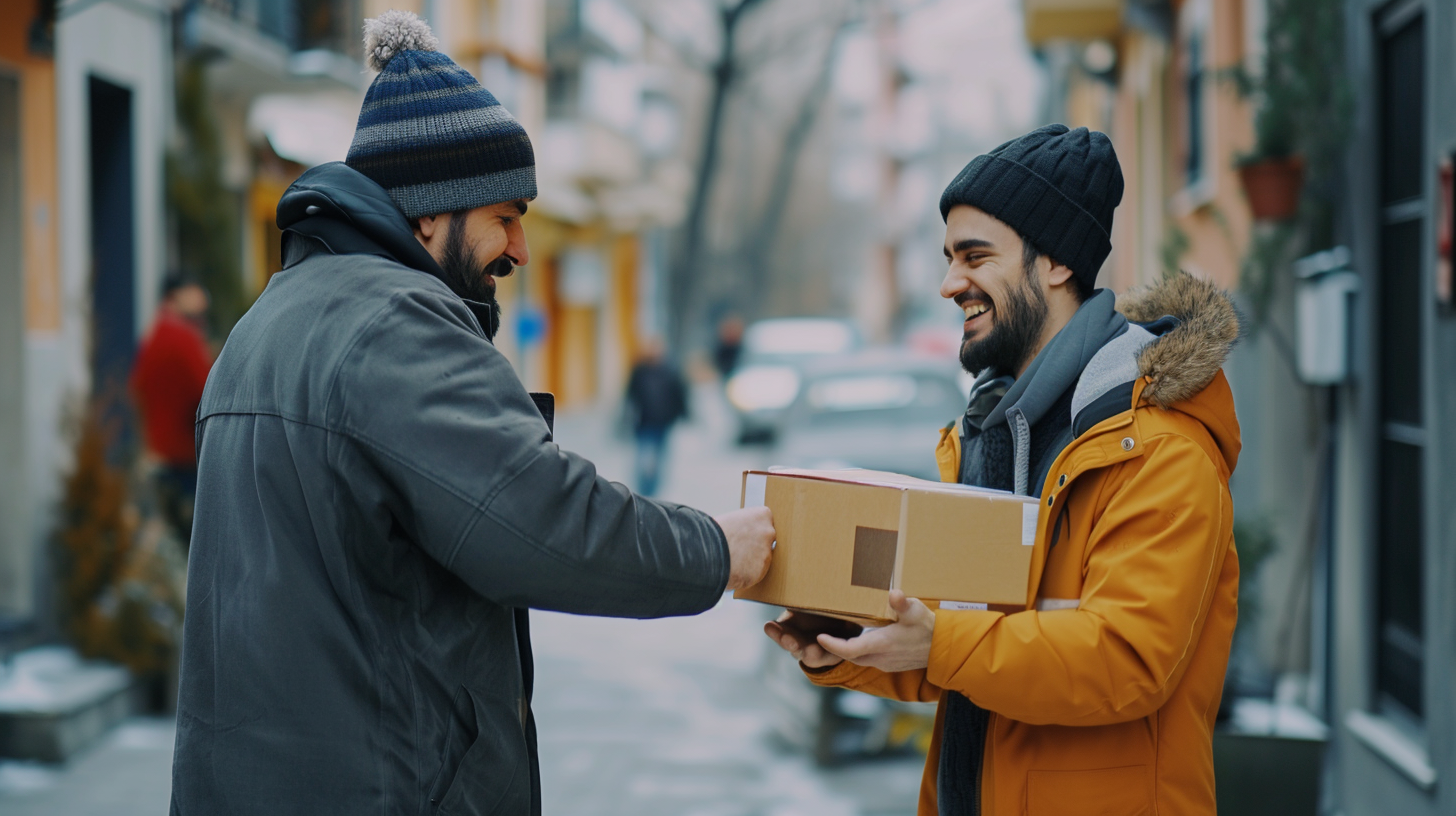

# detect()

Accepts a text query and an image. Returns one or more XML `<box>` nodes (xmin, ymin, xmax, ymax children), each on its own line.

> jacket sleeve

<box><xmin>331</xmin><ymin>288</ymin><xmax>730</xmax><ymax>618</ymax></box>
<box><xmin>802</xmin><ymin>661</ymin><xmax>943</xmax><ymax>704</ymax></box>
<box><xmin>924</xmin><ymin>431</ymin><xmax>1231</xmax><ymax>726</ymax></box>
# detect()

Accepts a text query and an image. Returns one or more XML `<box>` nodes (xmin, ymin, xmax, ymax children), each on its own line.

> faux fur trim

<box><xmin>1118</xmin><ymin>272</ymin><xmax>1241</xmax><ymax>409</ymax></box>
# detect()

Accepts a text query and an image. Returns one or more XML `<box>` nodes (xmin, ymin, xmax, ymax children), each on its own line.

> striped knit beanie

<box><xmin>345</xmin><ymin>10</ymin><xmax>536</xmax><ymax>220</ymax></box>
<box><xmin>939</xmin><ymin>124</ymin><xmax>1123</xmax><ymax>292</ymax></box>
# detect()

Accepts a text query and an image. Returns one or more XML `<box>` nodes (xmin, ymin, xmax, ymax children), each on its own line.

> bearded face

<box><xmin>957</xmin><ymin>243</ymin><xmax>1049</xmax><ymax>377</ymax></box>
<box><xmin>436</xmin><ymin>213</ymin><xmax>512</xmax><ymax>340</ymax></box>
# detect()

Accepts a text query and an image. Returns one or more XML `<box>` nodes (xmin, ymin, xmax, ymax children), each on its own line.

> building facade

<box><xmin>1330</xmin><ymin>1</ymin><xmax>1453</xmax><ymax>812</ymax></box>
<box><xmin>1027</xmin><ymin>1</ymin><xmax>1455</xmax><ymax>814</ymax></box>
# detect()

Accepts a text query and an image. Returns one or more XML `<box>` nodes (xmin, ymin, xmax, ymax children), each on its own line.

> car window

<box><xmin>742</xmin><ymin>321</ymin><xmax>858</xmax><ymax>358</ymax></box>
<box><xmin>797</xmin><ymin>374</ymin><xmax>963</xmax><ymax>427</ymax></box>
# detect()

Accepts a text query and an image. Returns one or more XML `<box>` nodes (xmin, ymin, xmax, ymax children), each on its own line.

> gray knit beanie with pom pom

<box><xmin>345</xmin><ymin>10</ymin><xmax>536</xmax><ymax>219</ymax></box>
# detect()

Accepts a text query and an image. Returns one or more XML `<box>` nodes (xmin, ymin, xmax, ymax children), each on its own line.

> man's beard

<box><xmin>437</xmin><ymin>215</ymin><xmax>511</xmax><ymax>340</ymax></box>
<box><xmin>959</xmin><ymin>254</ymin><xmax>1048</xmax><ymax>376</ymax></box>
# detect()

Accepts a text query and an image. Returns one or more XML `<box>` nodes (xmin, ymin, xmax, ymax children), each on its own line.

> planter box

<box><xmin>0</xmin><ymin>646</ymin><xmax>136</xmax><ymax>762</ymax></box>
<box><xmin>1215</xmin><ymin>698</ymin><xmax>1327</xmax><ymax>816</ymax></box>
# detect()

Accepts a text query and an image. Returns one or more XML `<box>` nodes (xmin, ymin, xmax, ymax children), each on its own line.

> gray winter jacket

<box><xmin>170</xmin><ymin>163</ymin><xmax>730</xmax><ymax>816</ymax></box>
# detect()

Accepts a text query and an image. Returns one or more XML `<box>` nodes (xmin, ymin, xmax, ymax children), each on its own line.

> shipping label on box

<box><xmin>735</xmin><ymin>468</ymin><xmax>1039</xmax><ymax>624</ymax></box>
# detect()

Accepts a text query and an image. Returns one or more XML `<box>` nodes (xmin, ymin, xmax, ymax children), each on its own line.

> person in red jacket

<box><xmin>131</xmin><ymin>273</ymin><xmax>213</xmax><ymax>552</ymax></box>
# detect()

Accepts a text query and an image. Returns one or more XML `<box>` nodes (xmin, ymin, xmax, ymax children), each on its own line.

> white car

<box><xmin>725</xmin><ymin>318</ymin><xmax>861</xmax><ymax>444</ymax></box>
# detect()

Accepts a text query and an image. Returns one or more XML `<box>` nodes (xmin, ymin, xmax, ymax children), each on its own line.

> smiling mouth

<box><xmin>962</xmin><ymin>299</ymin><xmax>994</xmax><ymax>327</ymax></box>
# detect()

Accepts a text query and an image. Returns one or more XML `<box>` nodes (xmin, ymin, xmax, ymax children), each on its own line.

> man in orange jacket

<box><xmin>766</xmin><ymin>124</ymin><xmax>1241</xmax><ymax>816</ymax></box>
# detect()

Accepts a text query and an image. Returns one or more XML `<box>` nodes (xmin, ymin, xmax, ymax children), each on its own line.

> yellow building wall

<box><xmin>1165</xmin><ymin>0</ymin><xmax>1253</xmax><ymax>291</ymax></box>
<box><xmin>1062</xmin><ymin>0</ymin><xmax>1255</xmax><ymax>296</ymax></box>
<box><xmin>0</xmin><ymin>23</ymin><xmax>60</xmax><ymax>333</ymax></box>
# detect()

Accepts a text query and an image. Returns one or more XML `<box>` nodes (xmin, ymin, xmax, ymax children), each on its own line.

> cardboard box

<box><xmin>735</xmin><ymin>468</ymin><xmax>1040</xmax><ymax>625</ymax></box>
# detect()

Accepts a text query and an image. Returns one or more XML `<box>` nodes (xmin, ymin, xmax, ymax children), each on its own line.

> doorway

<box><xmin>88</xmin><ymin>75</ymin><xmax>136</xmax><ymax>455</ymax></box>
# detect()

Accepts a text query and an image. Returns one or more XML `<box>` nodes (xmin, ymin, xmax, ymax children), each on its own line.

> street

<box><xmin>0</xmin><ymin>384</ymin><xmax>923</xmax><ymax>815</ymax></box>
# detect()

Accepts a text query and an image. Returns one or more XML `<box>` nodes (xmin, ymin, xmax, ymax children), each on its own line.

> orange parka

<box><xmin>805</xmin><ymin>273</ymin><xmax>1242</xmax><ymax>816</ymax></box>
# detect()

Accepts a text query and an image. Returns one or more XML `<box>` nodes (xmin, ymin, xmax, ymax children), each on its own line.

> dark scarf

<box><xmin>937</xmin><ymin>291</ymin><xmax>1126</xmax><ymax>816</ymax></box>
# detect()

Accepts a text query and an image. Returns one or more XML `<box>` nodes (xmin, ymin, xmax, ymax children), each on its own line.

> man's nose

<box><xmin>507</xmin><ymin>223</ymin><xmax>530</xmax><ymax>270</ymax></box>
<box><xmin>940</xmin><ymin>266</ymin><xmax>968</xmax><ymax>300</ymax></box>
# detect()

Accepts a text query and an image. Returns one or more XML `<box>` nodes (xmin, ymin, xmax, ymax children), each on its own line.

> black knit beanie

<box><xmin>939</xmin><ymin>124</ymin><xmax>1123</xmax><ymax>292</ymax></box>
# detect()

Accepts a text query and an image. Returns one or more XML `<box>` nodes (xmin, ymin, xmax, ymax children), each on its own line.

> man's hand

<box><xmin>764</xmin><ymin>610</ymin><xmax>861</xmax><ymax>669</ymax></box>
<box><xmin>816</xmin><ymin>590</ymin><xmax>935</xmax><ymax>673</ymax></box>
<box><xmin>714</xmin><ymin>507</ymin><xmax>774</xmax><ymax>590</ymax></box>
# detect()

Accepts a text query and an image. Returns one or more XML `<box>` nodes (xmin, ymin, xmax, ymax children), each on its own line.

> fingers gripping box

<box><xmin>735</xmin><ymin>468</ymin><xmax>1040</xmax><ymax>625</ymax></box>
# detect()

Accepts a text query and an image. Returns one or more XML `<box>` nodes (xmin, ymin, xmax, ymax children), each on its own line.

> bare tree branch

<box><xmin>665</xmin><ymin>0</ymin><xmax>772</xmax><ymax>350</ymax></box>
<box><xmin>736</xmin><ymin>18</ymin><xmax>850</xmax><ymax>304</ymax></box>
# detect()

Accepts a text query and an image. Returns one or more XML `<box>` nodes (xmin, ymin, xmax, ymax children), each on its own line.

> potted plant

<box><xmin>1238</xmin><ymin>155</ymin><xmax>1304</xmax><ymax>222</ymax></box>
<box><xmin>1230</xmin><ymin>0</ymin><xmax>1348</xmax><ymax>223</ymax></box>
<box><xmin>1233</xmin><ymin>30</ymin><xmax>1304</xmax><ymax>220</ymax></box>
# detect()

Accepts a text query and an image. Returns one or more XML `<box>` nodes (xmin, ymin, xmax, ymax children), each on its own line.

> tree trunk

<box><xmin>738</xmin><ymin>25</ymin><xmax>845</xmax><ymax>308</ymax></box>
<box><xmin>667</xmin><ymin>0</ymin><xmax>767</xmax><ymax>353</ymax></box>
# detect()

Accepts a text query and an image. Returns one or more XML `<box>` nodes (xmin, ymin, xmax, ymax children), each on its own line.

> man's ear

<box><xmin>1046</xmin><ymin>260</ymin><xmax>1075</xmax><ymax>289</ymax></box>
<box><xmin>415</xmin><ymin>213</ymin><xmax>441</xmax><ymax>242</ymax></box>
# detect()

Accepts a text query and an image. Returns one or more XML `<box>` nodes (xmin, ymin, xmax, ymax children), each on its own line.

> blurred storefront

<box><xmin>523</xmin><ymin>0</ymin><xmax>688</xmax><ymax>407</ymax></box>
<box><xmin>0</xmin><ymin>0</ymin><xmax>176</xmax><ymax>638</ymax></box>
<box><xmin>1027</xmin><ymin>1</ymin><xmax>1455</xmax><ymax>814</ymax></box>
<box><xmin>0</xmin><ymin>0</ymin><xmax>683</xmax><ymax>651</ymax></box>
<box><xmin>0</xmin><ymin>0</ymin><xmax>62</xmax><ymax>632</ymax></box>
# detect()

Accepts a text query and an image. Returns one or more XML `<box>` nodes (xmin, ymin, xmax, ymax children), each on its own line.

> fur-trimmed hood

<box><xmin>1120</xmin><ymin>272</ymin><xmax>1241</xmax><ymax>409</ymax></box>
<box><xmin>1063</xmin><ymin>270</ymin><xmax>1241</xmax><ymax>474</ymax></box>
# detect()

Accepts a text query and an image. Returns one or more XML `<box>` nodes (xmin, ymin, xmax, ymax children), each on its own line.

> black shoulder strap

<box><xmin>529</xmin><ymin>392</ymin><xmax>556</xmax><ymax>440</ymax></box>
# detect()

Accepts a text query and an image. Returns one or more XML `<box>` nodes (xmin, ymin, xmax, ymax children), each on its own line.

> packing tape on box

<box><xmin>743</xmin><ymin>473</ymin><xmax>767</xmax><ymax>509</ymax></box>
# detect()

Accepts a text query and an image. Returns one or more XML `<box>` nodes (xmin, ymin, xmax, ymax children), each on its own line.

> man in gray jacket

<box><xmin>169</xmin><ymin>12</ymin><xmax>774</xmax><ymax>815</ymax></box>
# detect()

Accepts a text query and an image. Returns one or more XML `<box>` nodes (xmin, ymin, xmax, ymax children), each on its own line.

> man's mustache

<box><xmin>484</xmin><ymin>256</ymin><xmax>516</xmax><ymax>279</ymax></box>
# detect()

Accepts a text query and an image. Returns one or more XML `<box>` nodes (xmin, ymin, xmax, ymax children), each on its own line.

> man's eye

<box><xmin>501</xmin><ymin>217</ymin><xmax>515</xmax><ymax>227</ymax></box>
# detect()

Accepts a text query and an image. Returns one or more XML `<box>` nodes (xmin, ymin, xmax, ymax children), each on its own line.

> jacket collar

<box><xmin>277</xmin><ymin>162</ymin><xmax>448</xmax><ymax>285</ymax></box>
<box><xmin>275</xmin><ymin>163</ymin><xmax>502</xmax><ymax>340</ymax></box>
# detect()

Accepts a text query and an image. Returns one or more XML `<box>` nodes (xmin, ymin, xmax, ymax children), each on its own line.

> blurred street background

<box><xmin>0</xmin><ymin>386</ymin><xmax>928</xmax><ymax>815</ymax></box>
<box><xmin>1</xmin><ymin>0</ymin><xmax>1453</xmax><ymax>814</ymax></box>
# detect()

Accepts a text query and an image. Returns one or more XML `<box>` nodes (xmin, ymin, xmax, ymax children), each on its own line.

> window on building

<box><xmin>1185</xmin><ymin>32</ymin><xmax>1204</xmax><ymax>189</ymax></box>
<box><xmin>1374</xmin><ymin>6</ymin><xmax>1425</xmax><ymax>724</ymax></box>
<box><xmin>1174</xmin><ymin>0</ymin><xmax>1212</xmax><ymax>203</ymax></box>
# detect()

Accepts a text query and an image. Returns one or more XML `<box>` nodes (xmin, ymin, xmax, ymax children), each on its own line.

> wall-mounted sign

<box><xmin>1439</xmin><ymin>157</ymin><xmax>1454</xmax><ymax>307</ymax></box>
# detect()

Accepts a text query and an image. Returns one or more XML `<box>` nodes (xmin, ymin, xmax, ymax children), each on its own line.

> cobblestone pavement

<box><xmin>0</xmin><ymin>384</ymin><xmax>923</xmax><ymax>815</ymax></box>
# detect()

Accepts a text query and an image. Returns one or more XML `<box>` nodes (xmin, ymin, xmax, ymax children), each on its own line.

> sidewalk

<box><xmin>0</xmin><ymin>717</ymin><xmax>175</xmax><ymax>816</ymax></box>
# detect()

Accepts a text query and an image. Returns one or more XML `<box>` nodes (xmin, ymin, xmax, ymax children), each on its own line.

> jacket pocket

<box><xmin>1026</xmin><ymin>765</ymin><xmax>1152</xmax><ymax>816</ymax></box>
<box><xmin>431</xmin><ymin>687</ymin><xmax>529</xmax><ymax>816</ymax></box>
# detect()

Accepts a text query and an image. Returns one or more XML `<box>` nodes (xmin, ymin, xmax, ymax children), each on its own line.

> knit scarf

<box><xmin>936</xmin><ymin>291</ymin><xmax>1126</xmax><ymax>815</ymax></box>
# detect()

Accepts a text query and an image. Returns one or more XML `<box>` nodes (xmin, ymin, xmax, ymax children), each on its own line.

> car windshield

<box><xmin>795</xmin><ymin>372</ymin><xmax>963</xmax><ymax>427</ymax></box>
<box><xmin>742</xmin><ymin>320</ymin><xmax>858</xmax><ymax>361</ymax></box>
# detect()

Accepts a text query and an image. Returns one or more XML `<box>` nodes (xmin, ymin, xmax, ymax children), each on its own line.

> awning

<box><xmin>247</xmin><ymin>92</ymin><xmax>363</xmax><ymax>168</ymax></box>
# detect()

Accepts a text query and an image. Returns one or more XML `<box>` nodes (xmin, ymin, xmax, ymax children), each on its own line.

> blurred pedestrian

<box><xmin>767</xmin><ymin>125</ymin><xmax>1241</xmax><ymax>816</ymax></box>
<box><xmin>170</xmin><ymin>12</ymin><xmax>773</xmax><ymax>816</ymax></box>
<box><xmin>712</xmin><ymin>314</ymin><xmax>744</xmax><ymax>378</ymax></box>
<box><xmin>624</xmin><ymin>338</ymin><xmax>688</xmax><ymax>496</ymax></box>
<box><xmin>130</xmin><ymin>272</ymin><xmax>212</xmax><ymax>553</ymax></box>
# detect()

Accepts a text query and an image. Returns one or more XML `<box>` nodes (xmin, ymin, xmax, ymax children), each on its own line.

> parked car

<box><xmin>758</xmin><ymin>349</ymin><xmax>967</xmax><ymax>765</ymax></box>
<box><xmin>773</xmin><ymin>350</ymin><xmax>969</xmax><ymax>480</ymax></box>
<box><xmin>759</xmin><ymin>616</ymin><xmax>937</xmax><ymax>766</ymax></box>
<box><xmin>724</xmin><ymin>318</ymin><xmax>861</xmax><ymax>444</ymax></box>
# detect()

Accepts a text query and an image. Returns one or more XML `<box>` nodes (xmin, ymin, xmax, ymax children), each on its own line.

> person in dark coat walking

<box><xmin>169</xmin><ymin>12</ymin><xmax>774</xmax><ymax>816</ymax></box>
<box><xmin>624</xmin><ymin>338</ymin><xmax>688</xmax><ymax>496</ymax></box>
